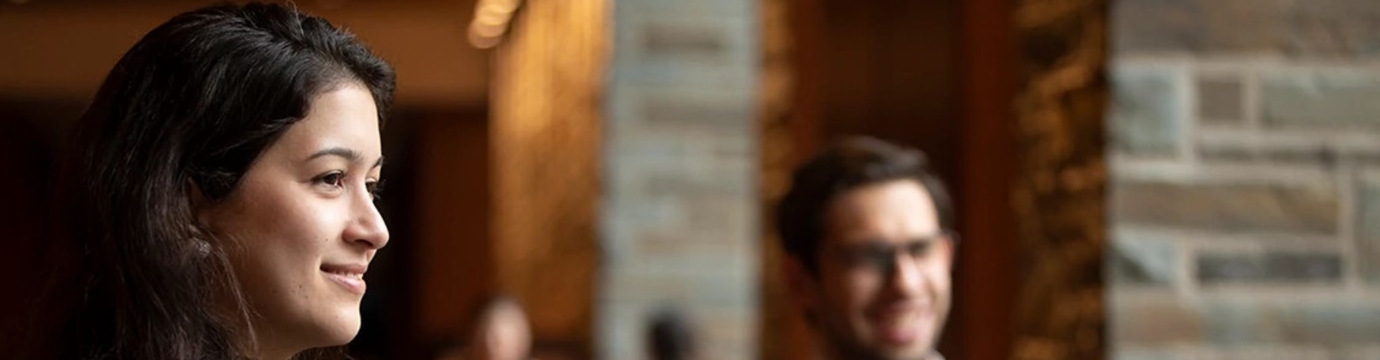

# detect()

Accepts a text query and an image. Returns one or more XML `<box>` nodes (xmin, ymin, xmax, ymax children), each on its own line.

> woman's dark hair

<box><xmin>38</xmin><ymin>3</ymin><xmax>395</xmax><ymax>359</ymax></box>
<box><xmin>774</xmin><ymin>136</ymin><xmax>954</xmax><ymax>275</ymax></box>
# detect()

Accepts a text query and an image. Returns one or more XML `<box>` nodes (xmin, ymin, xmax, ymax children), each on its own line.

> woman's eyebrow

<box><xmin>307</xmin><ymin>147</ymin><xmax>362</xmax><ymax>163</ymax></box>
<box><xmin>307</xmin><ymin>147</ymin><xmax>384</xmax><ymax>169</ymax></box>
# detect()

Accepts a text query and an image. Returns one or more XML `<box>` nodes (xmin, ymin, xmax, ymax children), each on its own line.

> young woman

<box><xmin>39</xmin><ymin>3</ymin><xmax>395</xmax><ymax>359</ymax></box>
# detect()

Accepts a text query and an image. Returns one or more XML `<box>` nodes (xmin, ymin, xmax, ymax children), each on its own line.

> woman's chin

<box><xmin>311</xmin><ymin>309</ymin><xmax>362</xmax><ymax>347</ymax></box>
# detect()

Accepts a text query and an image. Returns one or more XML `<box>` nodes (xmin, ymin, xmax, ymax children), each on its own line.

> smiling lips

<box><xmin>321</xmin><ymin>263</ymin><xmax>368</xmax><ymax>295</ymax></box>
<box><xmin>870</xmin><ymin>304</ymin><xmax>933</xmax><ymax>346</ymax></box>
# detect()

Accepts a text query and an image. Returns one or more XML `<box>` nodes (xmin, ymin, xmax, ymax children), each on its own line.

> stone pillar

<box><xmin>491</xmin><ymin>0</ymin><xmax>608</xmax><ymax>355</ymax></box>
<box><xmin>1110</xmin><ymin>0</ymin><xmax>1380</xmax><ymax>358</ymax></box>
<box><xmin>1011</xmin><ymin>0</ymin><xmax>1109</xmax><ymax>359</ymax></box>
<box><xmin>598</xmin><ymin>0</ymin><xmax>761</xmax><ymax>359</ymax></box>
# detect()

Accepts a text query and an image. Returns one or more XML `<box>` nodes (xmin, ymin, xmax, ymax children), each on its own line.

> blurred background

<box><xmin>1</xmin><ymin>0</ymin><xmax>1377</xmax><ymax>359</ymax></box>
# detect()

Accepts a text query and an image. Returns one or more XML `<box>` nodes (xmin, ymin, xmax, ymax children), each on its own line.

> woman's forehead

<box><xmin>272</xmin><ymin>84</ymin><xmax>382</xmax><ymax>159</ymax></box>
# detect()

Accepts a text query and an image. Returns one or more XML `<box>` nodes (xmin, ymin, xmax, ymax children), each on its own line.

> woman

<box><xmin>37</xmin><ymin>3</ymin><xmax>395</xmax><ymax>359</ymax></box>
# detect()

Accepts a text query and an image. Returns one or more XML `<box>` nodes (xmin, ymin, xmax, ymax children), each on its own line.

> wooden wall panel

<box><xmin>490</xmin><ymin>1</ymin><xmax>609</xmax><ymax>357</ymax></box>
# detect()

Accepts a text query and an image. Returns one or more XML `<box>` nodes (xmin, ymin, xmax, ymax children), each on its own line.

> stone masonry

<box><xmin>598</xmin><ymin>0</ymin><xmax>760</xmax><ymax>359</ymax></box>
<box><xmin>1110</xmin><ymin>0</ymin><xmax>1380</xmax><ymax>359</ymax></box>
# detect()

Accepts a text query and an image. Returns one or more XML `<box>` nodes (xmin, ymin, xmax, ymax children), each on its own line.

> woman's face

<box><xmin>199</xmin><ymin>81</ymin><xmax>389</xmax><ymax>359</ymax></box>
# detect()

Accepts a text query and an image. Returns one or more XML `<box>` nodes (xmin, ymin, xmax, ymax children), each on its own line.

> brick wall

<box><xmin>598</xmin><ymin>0</ymin><xmax>760</xmax><ymax>359</ymax></box>
<box><xmin>1110</xmin><ymin>0</ymin><xmax>1380</xmax><ymax>358</ymax></box>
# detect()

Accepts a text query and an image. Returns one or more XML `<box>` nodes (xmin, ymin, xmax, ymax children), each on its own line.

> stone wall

<box><xmin>1110</xmin><ymin>0</ymin><xmax>1380</xmax><ymax>358</ymax></box>
<box><xmin>598</xmin><ymin>0</ymin><xmax>761</xmax><ymax>359</ymax></box>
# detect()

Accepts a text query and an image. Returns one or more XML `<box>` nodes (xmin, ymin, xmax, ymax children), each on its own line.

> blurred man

<box><xmin>776</xmin><ymin>137</ymin><xmax>956</xmax><ymax>360</ymax></box>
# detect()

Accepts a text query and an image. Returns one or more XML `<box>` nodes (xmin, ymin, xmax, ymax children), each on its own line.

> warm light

<box><xmin>314</xmin><ymin>0</ymin><xmax>346</xmax><ymax>10</ymax></box>
<box><xmin>471</xmin><ymin>22</ymin><xmax>507</xmax><ymax>38</ymax></box>
<box><xmin>468</xmin><ymin>0</ymin><xmax>525</xmax><ymax>49</ymax></box>
<box><xmin>480</xmin><ymin>1</ymin><xmax>519</xmax><ymax>17</ymax></box>
<box><xmin>474</xmin><ymin>10</ymin><xmax>509</xmax><ymax>27</ymax></box>
<box><xmin>468</xmin><ymin>30</ymin><xmax>502</xmax><ymax>49</ymax></box>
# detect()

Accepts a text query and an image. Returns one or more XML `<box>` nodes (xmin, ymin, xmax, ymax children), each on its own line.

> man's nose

<box><xmin>886</xmin><ymin>252</ymin><xmax>926</xmax><ymax>295</ymax></box>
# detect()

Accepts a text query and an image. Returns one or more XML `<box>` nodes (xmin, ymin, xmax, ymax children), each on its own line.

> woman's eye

<box><xmin>316</xmin><ymin>172</ymin><xmax>345</xmax><ymax>188</ymax></box>
<box><xmin>367</xmin><ymin>179</ymin><xmax>386</xmax><ymax>201</ymax></box>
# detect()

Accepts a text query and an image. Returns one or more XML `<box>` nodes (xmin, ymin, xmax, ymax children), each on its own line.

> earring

<box><xmin>189</xmin><ymin>224</ymin><xmax>212</xmax><ymax>258</ymax></box>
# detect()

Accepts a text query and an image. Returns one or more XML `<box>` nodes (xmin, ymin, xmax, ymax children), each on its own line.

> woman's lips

<box><xmin>321</xmin><ymin>263</ymin><xmax>367</xmax><ymax>295</ymax></box>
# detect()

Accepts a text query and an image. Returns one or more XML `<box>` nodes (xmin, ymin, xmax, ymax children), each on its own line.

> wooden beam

<box><xmin>956</xmin><ymin>0</ymin><xmax>1020</xmax><ymax>358</ymax></box>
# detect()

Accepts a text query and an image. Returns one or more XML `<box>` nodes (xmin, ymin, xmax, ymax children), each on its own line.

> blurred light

<box><xmin>483</xmin><ymin>0</ymin><xmax>519</xmax><ymax>14</ymax></box>
<box><xmin>480</xmin><ymin>1</ymin><xmax>519</xmax><ymax>16</ymax></box>
<box><xmin>468</xmin><ymin>0</ymin><xmax>524</xmax><ymax>49</ymax></box>
<box><xmin>10</xmin><ymin>0</ymin><xmax>32</xmax><ymax>4</ymax></box>
<box><xmin>468</xmin><ymin>30</ymin><xmax>502</xmax><ymax>50</ymax></box>
<box><xmin>471</xmin><ymin>22</ymin><xmax>506</xmax><ymax>38</ymax></box>
<box><xmin>474</xmin><ymin>7</ymin><xmax>511</xmax><ymax>27</ymax></box>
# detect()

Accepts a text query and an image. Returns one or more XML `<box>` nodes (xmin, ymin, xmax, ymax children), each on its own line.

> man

<box><xmin>776</xmin><ymin>137</ymin><xmax>956</xmax><ymax>360</ymax></box>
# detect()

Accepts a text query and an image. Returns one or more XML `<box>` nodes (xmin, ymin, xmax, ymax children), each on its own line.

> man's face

<box><xmin>793</xmin><ymin>179</ymin><xmax>954</xmax><ymax>360</ymax></box>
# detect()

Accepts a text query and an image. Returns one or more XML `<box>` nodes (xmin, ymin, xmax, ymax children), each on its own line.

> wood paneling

<box><xmin>956</xmin><ymin>0</ymin><xmax>1020</xmax><ymax>359</ymax></box>
<box><xmin>0</xmin><ymin>0</ymin><xmax>489</xmax><ymax>107</ymax></box>
<box><xmin>490</xmin><ymin>1</ymin><xmax>609</xmax><ymax>357</ymax></box>
<box><xmin>779</xmin><ymin>1</ymin><xmax>1026</xmax><ymax>359</ymax></box>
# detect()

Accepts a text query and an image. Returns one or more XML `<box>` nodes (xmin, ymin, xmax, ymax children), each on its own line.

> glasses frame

<box><xmin>828</xmin><ymin>229</ymin><xmax>961</xmax><ymax>275</ymax></box>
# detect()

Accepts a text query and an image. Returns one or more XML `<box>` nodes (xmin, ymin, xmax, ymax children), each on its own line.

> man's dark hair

<box><xmin>774</xmin><ymin>136</ymin><xmax>954</xmax><ymax>275</ymax></box>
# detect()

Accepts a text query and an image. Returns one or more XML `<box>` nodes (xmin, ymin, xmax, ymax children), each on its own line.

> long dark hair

<box><xmin>39</xmin><ymin>3</ymin><xmax>395</xmax><ymax>359</ymax></box>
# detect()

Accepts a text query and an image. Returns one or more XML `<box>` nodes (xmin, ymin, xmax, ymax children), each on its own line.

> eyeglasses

<box><xmin>830</xmin><ymin>230</ymin><xmax>959</xmax><ymax>273</ymax></box>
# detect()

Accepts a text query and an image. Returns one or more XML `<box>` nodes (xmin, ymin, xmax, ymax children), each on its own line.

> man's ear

<box><xmin>783</xmin><ymin>256</ymin><xmax>820</xmax><ymax>313</ymax></box>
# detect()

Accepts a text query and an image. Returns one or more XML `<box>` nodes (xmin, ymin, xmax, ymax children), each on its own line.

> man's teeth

<box><xmin>880</xmin><ymin>312</ymin><xmax>919</xmax><ymax>329</ymax></box>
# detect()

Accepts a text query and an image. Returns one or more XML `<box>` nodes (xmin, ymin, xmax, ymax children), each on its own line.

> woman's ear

<box><xmin>187</xmin><ymin>178</ymin><xmax>212</xmax><ymax>226</ymax></box>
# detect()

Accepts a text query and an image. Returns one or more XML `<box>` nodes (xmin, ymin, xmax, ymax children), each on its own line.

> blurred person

<box><xmin>647</xmin><ymin>309</ymin><xmax>696</xmax><ymax>360</ymax></box>
<box><xmin>26</xmin><ymin>3</ymin><xmax>396</xmax><ymax>359</ymax></box>
<box><xmin>435</xmin><ymin>295</ymin><xmax>533</xmax><ymax>360</ymax></box>
<box><xmin>775</xmin><ymin>137</ymin><xmax>957</xmax><ymax>360</ymax></box>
